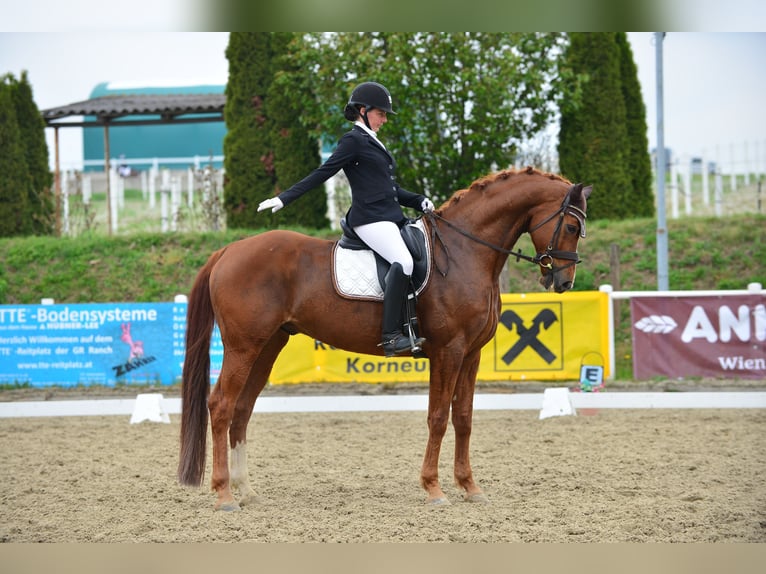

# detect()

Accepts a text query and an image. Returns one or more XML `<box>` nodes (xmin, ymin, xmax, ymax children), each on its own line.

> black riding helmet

<box><xmin>343</xmin><ymin>82</ymin><xmax>396</xmax><ymax>128</ymax></box>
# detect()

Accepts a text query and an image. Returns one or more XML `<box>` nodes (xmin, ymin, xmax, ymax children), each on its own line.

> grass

<box><xmin>1</xmin><ymin>174</ymin><xmax>764</xmax><ymax>381</ymax></box>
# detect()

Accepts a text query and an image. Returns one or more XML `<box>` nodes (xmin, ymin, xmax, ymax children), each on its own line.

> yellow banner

<box><xmin>270</xmin><ymin>291</ymin><xmax>609</xmax><ymax>384</ymax></box>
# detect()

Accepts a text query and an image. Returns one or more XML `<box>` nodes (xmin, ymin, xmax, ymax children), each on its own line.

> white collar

<box><xmin>355</xmin><ymin>121</ymin><xmax>386</xmax><ymax>149</ymax></box>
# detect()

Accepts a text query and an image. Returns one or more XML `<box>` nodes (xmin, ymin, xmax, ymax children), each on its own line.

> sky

<box><xmin>0</xmin><ymin>31</ymin><xmax>764</xmax><ymax>173</ymax></box>
<box><xmin>627</xmin><ymin>32</ymin><xmax>765</xmax><ymax>172</ymax></box>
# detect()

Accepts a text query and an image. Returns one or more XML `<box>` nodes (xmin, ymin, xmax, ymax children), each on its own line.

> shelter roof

<box><xmin>41</xmin><ymin>93</ymin><xmax>226</xmax><ymax>128</ymax></box>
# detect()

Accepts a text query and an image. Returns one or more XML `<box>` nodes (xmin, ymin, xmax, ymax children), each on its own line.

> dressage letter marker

<box><xmin>130</xmin><ymin>393</ymin><xmax>170</xmax><ymax>424</ymax></box>
<box><xmin>539</xmin><ymin>387</ymin><xmax>576</xmax><ymax>419</ymax></box>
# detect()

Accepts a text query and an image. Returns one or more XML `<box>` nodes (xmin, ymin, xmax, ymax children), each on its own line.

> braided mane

<box><xmin>469</xmin><ymin>166</ymin><xmax>570</xmax><ymax>192</ymax></box>
<box><xmin>441</xmin><ymin>166</ymin><xmax>572</xmax><ymax>208</ymax></box>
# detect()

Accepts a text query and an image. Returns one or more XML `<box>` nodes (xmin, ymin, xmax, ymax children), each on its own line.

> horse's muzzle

<box><xmin>539</xmin><ymin>272</ymin><xmax>573</xmax><ymax>293</ymax></box>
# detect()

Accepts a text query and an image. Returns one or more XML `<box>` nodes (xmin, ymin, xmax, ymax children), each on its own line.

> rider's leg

<box><xmin>353</xmin><ymin>220</ymin><xmax>414</xmax><ymax>275</ymax></box>
<box><xmin>353</xmin><ymin>221</ymin><xmax>424</xmax><ymax>356</ymax></box>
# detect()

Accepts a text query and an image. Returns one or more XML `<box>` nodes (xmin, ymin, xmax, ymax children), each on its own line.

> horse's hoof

<box><xmin>215</xmin><ymin>500</ymin><xmax>241</xmax><ymax>512</ymax></box>
<box><xmin>426</xmin><ymin>497</ymin><xmax>451</xmax><ymax>506</ymax></box>
<box><xmin>464</xmin><ymin>492</ymin><xmax>490</xmax><ymax>504</ymax></box>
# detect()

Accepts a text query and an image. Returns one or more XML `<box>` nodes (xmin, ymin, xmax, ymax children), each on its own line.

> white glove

<box><xmin>421</xmin><ymin>198</ymin><xmax>435</xmax><ymax>213</ymax></box>
<box><xmin>257</xmin><ymin>197</ymin><xmax>284</xmax><ymax>213</ymax></box>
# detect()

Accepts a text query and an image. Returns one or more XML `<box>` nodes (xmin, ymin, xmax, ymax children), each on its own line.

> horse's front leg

<box><xmin>229</xmin><ymin>331</ymin><xmax>289</xmax><ymax>507</ymax></box>
<box><xmin>421</xmin><ymin>350</ymin><xmax>462</xmax><ymax>505</ymax></box>
<box><xmin>451</xmin><ymin>349</ymin><xmax>489</xmax><ymax>503</ymax></box>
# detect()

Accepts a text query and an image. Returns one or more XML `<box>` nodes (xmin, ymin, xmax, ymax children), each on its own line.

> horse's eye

<box><xmin>566</xmin><ymin>224</ymin><xmax>577</xmax><ymax>234</ymax></box>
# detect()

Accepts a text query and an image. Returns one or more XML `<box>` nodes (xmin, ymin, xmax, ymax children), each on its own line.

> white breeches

<box><xmin>353</xmin><ymin>221</ymin><xmax>414</xmax><ymax>275</ymax></box>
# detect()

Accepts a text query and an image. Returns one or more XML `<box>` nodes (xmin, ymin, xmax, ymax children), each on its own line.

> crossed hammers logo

<box><xmin>499</xmin><ymin>309</ymin><xmax>559</xmax><ymax>365</ymax></box>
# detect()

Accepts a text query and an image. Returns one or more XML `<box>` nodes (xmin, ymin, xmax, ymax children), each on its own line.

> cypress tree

<box><xmin>267</xmin><ymin>33</ymin><xmax>328</xmax><ymax>229</ymax></box>
<box><xmin>12</xmin><ymin>71</ymin><xmax>54</xmax><ymax>234</ymax></box>
<box><xmin>558</xmin><ymin>33</ymin><xmax>633</xmax><ymax>220</ymax></box>
<box><xmin>0</xmin><ymin>77</ymin><xmax>33</xmax><ymax>237</ymax></box>
<box><xmin>224</xmin><ymin>32</ymin><xmax>327</xmax><ymax>230</ymax></box>
<box><xmin>223</xmin><ymin>32</ymin><xmax>274</xmax><ymax>229</ymax></box>
<box><xmin>616</xmin><ymin>32</ymin><xmax>654</xmax><ymax>218</ymax></box>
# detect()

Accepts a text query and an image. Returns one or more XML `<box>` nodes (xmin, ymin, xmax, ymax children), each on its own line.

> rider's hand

<box><xmin>257</xmin><ymin>197</ymin><xmax>284</xmax><ymax>213</ymax></box>
<box><xmin>421</xmin><ymin>198</ymin><xmax>435</xmax><ymax>213</ymax></box>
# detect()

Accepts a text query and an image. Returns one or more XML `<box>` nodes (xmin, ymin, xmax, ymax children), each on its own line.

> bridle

<box><xmin>525</xmin><ymin>185</ymin><xmax>587</xmax><ymax>269</ymax></box>
<box><xmin>424</xmin><ymin>184</ymin><xmax>587</xmax><ymax>277</ymax></box>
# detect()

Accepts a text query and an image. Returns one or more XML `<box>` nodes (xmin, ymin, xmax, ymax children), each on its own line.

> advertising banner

<box><xmin>631</xmin><ymin>294</ymin><xmax>766</xmax><ymax>380</ymax></box>
<box><xmin>480</xmin><ymin>291</ymin><xmax>609</xmax><ymax>382</ymax></box>
<box><xmin>0</xmin><ymin>302</ymin><xmax>186</xmax><ymax>387</ymax></box>
<box><xmin>270</xmin><ymin>291</ymin><xmax>609</xmax><ymax>384</ymax></box>
<box><xmin>0</xmin><ymin>291</ymin><xmax>608</xmax><ymax>387</ymax></box>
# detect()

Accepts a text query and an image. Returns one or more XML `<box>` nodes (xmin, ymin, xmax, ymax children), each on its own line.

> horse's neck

<box><xmin>447</xmin><ymin>192</ymin><xmax>531</xmax><ymax>250</ymax></box>
<box><xmin>441</xmin><ymin>184</ymin><xmax>538</xmax><ymax>277</ymax></box>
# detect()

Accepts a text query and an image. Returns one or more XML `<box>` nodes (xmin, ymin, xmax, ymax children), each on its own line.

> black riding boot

<box><xmin>381</xmin><ymin>263</ymin><xmax>424</xmax><ymax>357</ymax></box>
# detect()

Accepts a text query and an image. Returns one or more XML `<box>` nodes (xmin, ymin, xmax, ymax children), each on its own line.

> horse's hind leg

<box><xmin>229</xmin><ymin>330</ymin><xmax>290</xmax><ymax>507</ymax></box>
<box><xmin>207</xmin><ymin>331</ymin><xmax>279</xmax><ymax>512</ymax></box>
<box><xmin>208</xmin><ymin>330</ymin><xmax>290</xmax><ymax>511</ymax></box>
<box><xmin>208</xmin><ymin>351</ymin><xmax>250</xmax><ymax>511</ymax></box>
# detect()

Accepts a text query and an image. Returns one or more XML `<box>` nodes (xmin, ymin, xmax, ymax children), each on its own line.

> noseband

<box><xmin>424</xmin><ymin>184</ymin><xmax>586</xmax><ymax>276</ymax></box>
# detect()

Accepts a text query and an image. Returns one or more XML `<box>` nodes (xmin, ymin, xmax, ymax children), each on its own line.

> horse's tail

<box><xmin>177</xmin><ymin>248</ymin><xmax>224</xmax><ymax>487</ymax></box>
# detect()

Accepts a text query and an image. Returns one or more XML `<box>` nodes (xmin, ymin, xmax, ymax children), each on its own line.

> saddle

<box><xmin>333</xmin><ymin>218</ymin><xmax>431</xmax><ymax>358</ymax></box>
<box><xmin>332</xmin><ymin>218</ymin><xmax>431</xmax><ymax>301</ymax></box>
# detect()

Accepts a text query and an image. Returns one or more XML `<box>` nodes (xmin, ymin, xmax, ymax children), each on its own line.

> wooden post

<box><xmin>702</xmin><ymin>153</ymin><xmax>710</xmax><ymax>206</ymax></box>
<box><xmin>609</xmin><ymin>243</ymin><xmax>621</xmax><ymax>334</ymax></box>
<box><xmin>53</xmin><ymin>126</ymin><xmax>61</xmax><ymax>237</ymax></box>
<box><xmin>104</xmin><ymin>123</ymin><xmax>112</xmax><ymax>235</ymax></box>
<box><xmin>670</xmin><ymin>159</ymin><xmax>679</xmax><ymax>219</ymax></box>
<box><xmin>715</xmin><ymin>170</ymin><xmax>723</xmax><ymax>217</ymax></box>
<box><xmin>683</xmin><ymin>158</ymin><xmax>692</xmax><ymax>215</ymax></box>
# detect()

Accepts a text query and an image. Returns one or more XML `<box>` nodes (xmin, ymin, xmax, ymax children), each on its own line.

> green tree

<box><xmin>267</xmin><ymin>33</ymin><xmax>327</xmax><ymax>228</ymax></box>
<box><xmin>278</xmin><ymin>32</ymin><xmax>577</xmax><ymax>205</ymax></box>
<box><xmin>223</xmin><ymin>32</ymin><xmax>273</xmax><ymax>229</ymax></box>
<box><xmin>616</xmin><ymin>32</ymin><xmax>654</xmax><ymax>217</ymax></box>
<box><xmin>223</xmin><ymin>32</ymin><xmax>326</xmax><ymax>230</ymax></box>
<box><xmin>11</xmin><ymin>71</ymin><xmax>54</xmax><ymax>234</ymax></box>
<box><xmin>559</xmin><ymin>33</ymin><xmax>651</xmax><ymax>220</ymax></box>
<box><xmin>0</xmin><ymin>77</ymin><xmax>34</xmax><ymax>237</ymax></box>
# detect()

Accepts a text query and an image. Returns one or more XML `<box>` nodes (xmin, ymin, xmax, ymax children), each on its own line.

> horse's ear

<box><xmin>582</xmin><ymin>185</ymin><xmax>592</xmax><ymax>199</ymax></box>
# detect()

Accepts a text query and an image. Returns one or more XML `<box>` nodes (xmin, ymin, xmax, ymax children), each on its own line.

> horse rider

<box><xmin>257</xmin><ymin>81</ymin><xmax>434</xmax><ymax>356</ymax></box>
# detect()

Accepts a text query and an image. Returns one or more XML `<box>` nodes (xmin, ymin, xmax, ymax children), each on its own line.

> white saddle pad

<box><xmin>332</xmin><ymin>219</ymin><xmax>429</xmax><ymax>301</ymax></box>
<box><xmin>333</xmin><ymin>248</ymin><xmax>384</xmax><ymax>300</ymax></box>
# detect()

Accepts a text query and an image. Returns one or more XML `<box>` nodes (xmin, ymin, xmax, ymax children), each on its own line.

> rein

<box><xmin>423</xmin><ymin>184</ymin><xmax>587</xmax><ymax>277</ymax></box>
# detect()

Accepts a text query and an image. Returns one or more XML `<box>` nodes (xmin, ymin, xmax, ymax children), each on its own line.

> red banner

<box><xmin>631</xmin><ymin>294</ymin><xmax>765</xmax><ymax>380</ymax></box>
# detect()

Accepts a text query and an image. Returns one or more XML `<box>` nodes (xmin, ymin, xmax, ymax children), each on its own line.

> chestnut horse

<box><xmin>178</xmin><ymin>167</ymin><xmax>591</xmax><ymax>510</ymax></box>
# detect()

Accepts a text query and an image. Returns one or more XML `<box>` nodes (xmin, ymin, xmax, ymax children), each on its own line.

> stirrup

<box><xmin>409</xmin><ymin>336</ymin><xmax>425</xmax><ymax>355</ymax></box>
<box><xmin>380</xmin><ymin>333</ymin><xmax>425</xmax><ymax>357</ymax></box>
